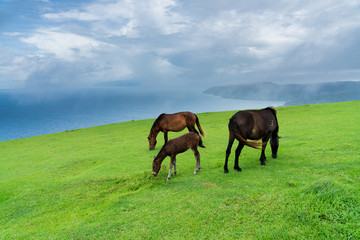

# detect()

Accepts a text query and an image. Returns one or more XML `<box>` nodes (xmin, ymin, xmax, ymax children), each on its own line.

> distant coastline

<box><xmin>204</xmin><ymin>81</ymin><xmax>360</xmax><ymax>106</ymax></box>
<box><xmin>0</xmin><ymin>89</ymin><xmax>282</xmax><ymax>141</ymax></box>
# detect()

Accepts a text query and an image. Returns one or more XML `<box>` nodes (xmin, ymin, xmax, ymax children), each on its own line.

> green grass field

<box><xmin>1</xmin><ymin>101</ymin><xmax>359</xmax><ymax>239</ymax></box>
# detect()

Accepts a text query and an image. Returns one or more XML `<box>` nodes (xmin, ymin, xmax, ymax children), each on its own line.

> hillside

<box><xmin>1</xmin><ymin>101</ymin><xmax>359</xmax><ymax>239</ymax></box>
<box><xmin>204</xmin><ymin>81</ymin><xmax>360</xmax><ymax>105</ymax></box>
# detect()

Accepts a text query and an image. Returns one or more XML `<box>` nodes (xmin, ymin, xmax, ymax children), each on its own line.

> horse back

<box><xmin>256</xmin><ymin>108</ymin><xmax>278</xmax><ymax>130</ymax></box>
<box><xmin>161</xmin><ymin>112</ymin><xmax>194</xmax><ymax>132</ymax></box>
<box><xmin>230</xmin><ymin>111</ymin><xmax>255</xmax><ymax>137</ymax></box>
<box><xmin>164</xmin><ymin>132</ymin><xmax>199</xmax><ymax>154</ymax></box>
<box><xmin>231</xmin><ymin>108</ymin><xmax>277</xmax><ymax>140</ymax></box>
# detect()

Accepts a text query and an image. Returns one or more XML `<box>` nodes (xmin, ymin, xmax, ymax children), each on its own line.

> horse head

<box><xmin>148</xmin><ymin>136</ymin><xmax>157</xmax><ymax>150</ymax></box>
<box><xmin>152</xmin><ymin>156</ymin><xmax>161</xmax><ymax>176</ymax></box>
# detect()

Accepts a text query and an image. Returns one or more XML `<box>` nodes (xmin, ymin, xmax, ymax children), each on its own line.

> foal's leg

<box><xmin>260</xmin><ymin>135</ymin><xmax>270</xmax><ymax>165</ymax></box>
<box><xmin>192</xmin><ymin>147</ymin><xmax>201</xmax><ymax>175</ymax></box>
<box><xmin>167</xmin><ymin>155</ymin><xmax>176</xmax><ymax>180</ymax></box>
<box><xmin>173</xmin><ymin>158</ymin><xmax>177</xmax><ymax>175</ymax></box>
<box><xmin>224</xmin><ymin>134</ymin><xmax>235</xmax><ymax>173</ymax></box>
<box><xmin>234</xmin><ymin>142</ymin><xmax>244</xmax><ymax>171</ymax></box>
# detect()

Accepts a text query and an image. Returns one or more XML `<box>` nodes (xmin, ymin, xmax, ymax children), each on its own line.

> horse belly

<box><xmin>176</xmin><ymin>145</ymin><xmax>190</xmax><ymax>154</ymax></box>
<box><xmin>167</xmin><ymin>119</ymin><xmax>187</xmax><ymax>132</ymax></box>
<box><xmin>248</xmin><ymin>130</ymin><xmax>258</xmax><ymax>140</ymax></box>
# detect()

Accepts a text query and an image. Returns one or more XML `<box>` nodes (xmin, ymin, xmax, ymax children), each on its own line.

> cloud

<box><xmin>43</xmin><ymin>9</ymin><xmax>100</xmax><ymax>21</ymax></box>
<box><xmin>3</xmin><ymin>32</ymin><xmax>24</xmax><ymax>36</ymax></box>
<box><xmin>20</xmin><ymin>29</ymin><xmax>110</xmax><ymax>61</ymax></box>
<box><xmin>194</xmin><ymin>0</ymin><xmax>360</xmax><ymax>79</ymax></box>
<box><xmin>1</xmin><ymin>0</ymin><xmax>360</xmax><ymax>90</ymax></box>
<box><xmin>0</xmin><ymin>52</ymin><xmax>46</xmax><ymax>88</ymax></box>
<box><xmin>43</xmin><ymin>0</ymin><xmax>189</xmax><ymax>37</ymax></box>
<box><xmin>152</xmin><ymin>57</ymin><xmax>185</xmax><ymax>76</ymax></box>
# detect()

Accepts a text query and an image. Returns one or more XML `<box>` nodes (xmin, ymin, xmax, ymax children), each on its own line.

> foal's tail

<box><xmin>229</xmin><ymin>119</ymin><xmax>262</xmax><ymax>149</ymax></box>
<box><xmin>198</xmin><ymin>135</ymin><xmax>206</xmax><ymax>148</ymax></box>
<box><xmin>195</xmin><ymin>115</ymin><xmax>206</xmax><ymax>137</ymax></box>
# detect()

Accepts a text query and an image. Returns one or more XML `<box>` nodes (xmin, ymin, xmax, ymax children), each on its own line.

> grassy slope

<box><xmin>0</xmin><ymin>101</ymin><xmax>359</xmax><ymax>239</ymax></box>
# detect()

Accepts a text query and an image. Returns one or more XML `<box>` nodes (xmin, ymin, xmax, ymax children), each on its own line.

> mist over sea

<box><xmin>0</xmin><ymin>88</ymin><xmax>283</xmax><ymax>141</ymax></box>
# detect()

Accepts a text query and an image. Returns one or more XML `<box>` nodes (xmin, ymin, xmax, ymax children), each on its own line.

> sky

<box><xmin>1</xmin><ymin>0</ymin><xmax>360</xmax><ymax>92</ymax></box>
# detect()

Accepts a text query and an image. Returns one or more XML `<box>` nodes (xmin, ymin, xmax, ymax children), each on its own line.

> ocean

<box><xmin>0</xmin><ymin>88</ymin><xmax>284</xmax><ymax>142</ymax></box>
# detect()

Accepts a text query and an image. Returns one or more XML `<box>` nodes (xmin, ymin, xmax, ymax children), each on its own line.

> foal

<box><xmin>152</xmin><ymin>132</ymin><xmax>205</xmax><ymax>180</ymax></box>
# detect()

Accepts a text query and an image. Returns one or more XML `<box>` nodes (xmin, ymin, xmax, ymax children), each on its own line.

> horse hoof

<box><xmin>261</xmin><ymin>161</ymin><xmax>266</xmax><ymax>166</ymax></box>
<box><xmin>272</xmin><ymin>154</ymin><xmax>277</xmax><ymax>158</ymax></box>
<box><xmin>224</xmin><ymin>169</ymin><xmax>229</xmax><ymax>174</ymax></box>
<box><xmin>234</xmin><ymin>166</ymin><xmax>241</xmax><ymax>171</ymax></box>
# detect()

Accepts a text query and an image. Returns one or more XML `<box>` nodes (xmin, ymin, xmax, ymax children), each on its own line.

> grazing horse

<box><xmin>152</xmin><ymin>132</ymin><xmax>205</xmax><ymax>180</ymax></box>
<box><xmin>224</xmin><ymin>107</ymin><xmax>279</xmax><ymax>173</ymax></box>
<box><xmin>148</xmin><ymin>111</ymin><xmax>206</xmax><ymax>150</ymax></box>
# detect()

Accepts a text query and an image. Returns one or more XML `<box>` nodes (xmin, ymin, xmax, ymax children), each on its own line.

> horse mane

<box><xmin>155</xmin><ymin>139</ymin><xmax>170</xmax><ymax>163</ymax></box>
<box><xmin>265</xmin><ymin>107</ymin><xmax>277</xmax><ymax>117</ymax></box>
<box><xmin>265</xmin><ymin>107</ymin><xmax>279</xmax><ymax>133</ymax></box>
<box><xmin>151</xmin><ymin>113</ymin><xmax>166</xmax><ymax>129</ymax></box>
<box><xmin>157</xmin><ymin>143</ymin><xmax>167</xmax><ymax>157</ymax></box>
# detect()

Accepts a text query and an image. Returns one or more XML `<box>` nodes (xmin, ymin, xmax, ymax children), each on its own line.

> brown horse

<box><xmin>224</xmin><ymin>107</ymin><xmax>279</xmax><ymax>173</ymax></box>
<box><xmin>148</xmin><ymin>111</ymin><xmax>205</xmax><ymax>150</ymax></box>
<box><xmin>152</xmin><ymin>132</ymin><xmax>205</xmax><ymax>180</ymax></box>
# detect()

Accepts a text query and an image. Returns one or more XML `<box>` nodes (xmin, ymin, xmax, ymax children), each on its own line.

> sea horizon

<box><xmin>0</xmin><ymin>88</ymin><xmax>284</xmax><ymax>142</ymax></box>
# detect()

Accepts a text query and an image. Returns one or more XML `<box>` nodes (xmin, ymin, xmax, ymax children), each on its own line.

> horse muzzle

<box><xmin>149</xmin><ymin>147</ymin><xmax>155</xmax><ymax>150</ymax></box>
<box><xmin>152</xmin><ymin>172</ymin><xmax>158</xmax><ymax>176</ymax></box>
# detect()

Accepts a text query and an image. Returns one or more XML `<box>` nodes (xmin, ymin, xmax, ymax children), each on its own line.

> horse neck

<box><xmin>149</xmin><ymin>124</ymin><xmax>160</xmax><ymax>138</ymax></box>
<box><xmin>154</xmin><ymin>149</ymin><xmax>167</xmax><ymax>165</ymax></box>
<box><xmin>266</xmin><ymin>107</ymin><xmax>278</xmax><ymax>122</ymax></box>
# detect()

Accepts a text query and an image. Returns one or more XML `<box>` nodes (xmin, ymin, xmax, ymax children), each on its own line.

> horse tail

<box><xmin>198</xmin><ymin>135</ymin><xmax>206</xmax><ymax>148</ymax></box>
<box><xmin>195</xmin><ymin>114</ymin><xmax>206</xmax><ymax>137</ymax></box>
<box><xmin>229</xmin><ymin>118</ymin><xmax>261</xmax><ymax>149</ymax></box>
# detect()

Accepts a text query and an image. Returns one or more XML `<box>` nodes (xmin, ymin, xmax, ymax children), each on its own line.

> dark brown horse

<box><xmin>224</xmin><ymin>107</ymin><xmax>279</xmax><ymax>173</ymax></box>
<box><xmin>152</xmin><ymin>132</ymin><xmax>205</xmax><ymax>180</ymax></box>
<box><xmin>148</xmin><ymin>111</ymin><xmax>205</xmax><ymax>150</ymax></box>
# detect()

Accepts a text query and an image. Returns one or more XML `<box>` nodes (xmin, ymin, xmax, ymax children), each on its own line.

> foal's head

<box><xmin>152</xmin><ymin>156</ymin><xmax>161</xmax><ymax>176</ymax></box>
<box><xmin>148</xmin><ymin>136</ymin><xmax>157</xmax><ymax>150</ymax></box>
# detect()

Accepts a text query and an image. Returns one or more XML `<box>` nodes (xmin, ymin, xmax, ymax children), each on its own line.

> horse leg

<box><xmin>260</xmin><ymin>136</ymin><xmax>270</xmax><ymax>165</ymax></box>
<box><xmin>270</xmin><ymin>132</ymin><xmax>279</xmax><ymax>158</ymax></box>
<box><xmin>174</xmin><ymin>158</ymin><xmax>177</xmax><ymax>175</ymax></box>
<box><xmin>234</xmin><ymin>142</ymin><xmax>244</xmax><ymax>171</ymax></box>
<box><xmin>192</xmin><ymin>147</ymin><xmax>200</xmax><ymax>175</ymax></box>
<box><xmin>224</xmin><ymin>134</ymin><xmax>235</xmax><ymax>173</ymax></box>
<box><xmin>167</xmin><ymin>155</ymin><xmax>176</xmax><ymax>180</ymax></box>
<box><xmin>187</xmin><ymin>125</ymin><xmax>200</xmax><ymax>135</ymax></box>
<box><xmin>188</xmin><ymin>126</ymin><xmax>204</xmax><ymax>151</ymax></box>
<box><xmin>164</xmin><ymin>131</ymin><xmax>168</xmax><ymax>143</ymax></box>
